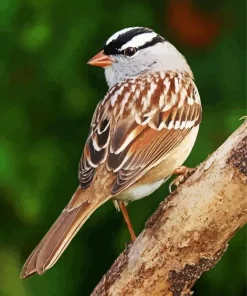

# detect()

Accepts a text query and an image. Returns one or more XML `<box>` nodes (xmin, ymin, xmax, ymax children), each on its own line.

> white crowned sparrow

<box><xmin>20</xmin><ymin>27</ymin><xmax>202</xmax><ymax>278</ymax></box>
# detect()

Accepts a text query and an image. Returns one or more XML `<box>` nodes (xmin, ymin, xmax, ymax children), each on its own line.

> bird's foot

<box><xmin>118</xmin><ymin>201</ymin><xmax>136</xmax><ymax>242</ymax></box>
<box><xmin>169</xmin><ymin>166</ymin><xmax>196</xmax><ymax>193</ymax></box>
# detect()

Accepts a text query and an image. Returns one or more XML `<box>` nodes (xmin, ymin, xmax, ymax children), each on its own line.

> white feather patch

<box><xmin>185</xmin><ymin>120</ymin><xmax>195</xmax><ymax>128</ymax></box>
<box><xmin>158</xmin><ymin>122</ymin><xmax>165</xmax><ymax>131</ymax></box>
<box><xmin>162</xmin><ymin>104</ymin><xmax>172</xmax><ymax>112</ymax></box>
<box><xmin>120</xmin><ymin>32</ymin><xmax>157</xmax><ymax>50</ymax></box>
<box><xmin>110</xmin><ymin>85</ymin><xmax>125</xmax><ymax>106</ymax></box>
<box><xmin>130</xmin><ymin>84</ymin><xmax>136</xmax><ymax>92</ymax></box>
<box><xmin>106</xmin><ymin>27</ymin><xmax>140</xmax><ymax>45</ymax></box>
<box><xmin>187</xmin><ymin>97</ymin><xmax>194</xmax><ymax>105</ymax></box>
<box><xmin>159</xmin><ymin>93</ymin><xmax>165</xmax><ymax>108</ymax></box>
<box><xmin>163</xmin><ymin>76</ymin><xmax>171</xmax><ymax>90</ymax></box>
<box><xmin>122</xmin><ymin>179</ymin><xmax>165</xmax><ymax>201</ymax></box>
<box><xmin>120</xmin><ymin>90</ymin><xmax>131</xmax><ymax>114</ymax></box>
<box><xmin>145</xmin><ymin>82</ymin><xmax>157</xmax><ymax>104</ymax></box>
<box><xmin>174</xmin><ymin>77</ymin><xmax>179</xmax><ymax>93</ymax></box>
<box><xmin>114</xmin><ymin>129</ymin><xmax>138</xmax><ymax>154</ymax></box>
<box><xmin>134</xmin><ymin>89</ymin><xmax>141</xmax><ymax>101</ymax></box>
<box><xmin>143</xmin><ymin>109</ymin><xmax>157</xmax><ymax>117</ymax></box>
<box><xmin>160</xmin><ymin>72</ymin><xmax>165</xmax><ymax>80</ymax></box>
<box><xmin>168</xmin><ymin>121</ymin><xmax>174</xmax><ymax>130</ymax></box>
<box><xmin>174</xmin><ymin>120</ymin><xmax>180</xmax><ymax>130</ymax></box>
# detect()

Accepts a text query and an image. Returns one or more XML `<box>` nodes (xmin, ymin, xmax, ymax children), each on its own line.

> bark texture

<box><xmin>92</xmin><ymin>121</ymin><xmax>247</xmax><ymax>296</ymax></box>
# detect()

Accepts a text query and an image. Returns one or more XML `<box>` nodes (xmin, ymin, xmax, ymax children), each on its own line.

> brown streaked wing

<box><xmin>107</xmin><ymin>73</ymin><xmax>202</xmax><ymax>194</ymax></box>
<box><xmin>78</xmin><ymin>71</ymin><xmax>202</xmax><ymax>196</ymax></box>
<box><xmin>78</xmin><ymin>106</ymin><xmax>111</xmax><ymax>189</ymax></box>
<box><xmin>110</xmin><ymin>126</ymin><xmax>191</xmax><ymax>194</ymax></box>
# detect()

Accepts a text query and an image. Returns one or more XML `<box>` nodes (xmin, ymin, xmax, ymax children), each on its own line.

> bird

<box><xmin>20</xmin><ymin>27</ymin><xmax>202</xmax><ymax>279</ymax></box>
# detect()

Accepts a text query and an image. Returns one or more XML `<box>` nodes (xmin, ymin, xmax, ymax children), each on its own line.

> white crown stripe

<box><xmin>105</xmin><ymin>27</ymin><xmax>141</xmax><ymax>45</ymax></box>
<box><xmin>120</xmin><ymin>32</ymin><xmax>158</xmax><ymax>50</ymax></box>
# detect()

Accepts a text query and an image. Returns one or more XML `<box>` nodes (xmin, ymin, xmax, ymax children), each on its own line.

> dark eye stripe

<box><xmin>138</xmin><ymin>36</ymin><xmax>165</xmax><ymax>50</ymax></box>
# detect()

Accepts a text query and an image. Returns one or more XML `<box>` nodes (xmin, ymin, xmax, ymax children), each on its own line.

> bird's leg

<box><xmin>169</xmin><ymin>166</ymin><xmax>196</xmax><ymax>193</ymax></box>
<box><xmin>118</xmin><ymin>201</ymin><xmax>136</xmax><ymax>241</ymax></box>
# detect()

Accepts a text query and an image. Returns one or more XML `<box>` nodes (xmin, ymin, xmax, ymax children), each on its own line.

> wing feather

<box><xmin>78</xmin><ymin>71</ymin><xmax>202</xmax><ymax>195</ymax></box>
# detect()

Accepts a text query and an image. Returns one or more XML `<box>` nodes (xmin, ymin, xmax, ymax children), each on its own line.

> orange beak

<box><xmin>87</xmin><ymin>50</ymin><xmax>113</xmax><ymax>68</ymax></box>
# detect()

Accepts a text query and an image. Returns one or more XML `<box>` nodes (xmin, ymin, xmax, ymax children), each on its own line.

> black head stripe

<box><xmin>138</xmin><ymin>35</ymin><xmax>165</xmax><ymax>50</ymax></box>
<box><xmin>103</xmin><ymin>27</ymin><xmax>154</xmax><ymax>55</ymax></box>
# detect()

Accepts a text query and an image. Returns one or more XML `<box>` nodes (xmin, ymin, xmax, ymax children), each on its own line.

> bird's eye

<box><xmin>123</xmin><ymin>47</ymin><xmax>137</xmax><ymax>57</ymax></box>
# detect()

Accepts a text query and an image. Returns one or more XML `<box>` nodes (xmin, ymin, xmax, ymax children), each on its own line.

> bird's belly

<box><xmin>116</xmin><ymin>179</ymin><xmax>165</xmax><ymax>202</ymax></box>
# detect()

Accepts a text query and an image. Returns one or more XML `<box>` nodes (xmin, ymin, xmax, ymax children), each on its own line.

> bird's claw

<box><xmin>169</xmin><ymin>166</ymin><xmax>196</xmax><ymax>193</ymax></box>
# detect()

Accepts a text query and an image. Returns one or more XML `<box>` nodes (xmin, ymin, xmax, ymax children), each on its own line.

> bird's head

<box><xmin>88</xmin><ymin>27</ymin><xmax>192</xmax><ymax>88</ymax></box>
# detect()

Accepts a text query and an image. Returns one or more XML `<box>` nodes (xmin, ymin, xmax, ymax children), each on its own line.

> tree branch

<box><xmin>92</xmin><ymin>121</ymin><xmax>247</xmax><ymax>296</ymax></box>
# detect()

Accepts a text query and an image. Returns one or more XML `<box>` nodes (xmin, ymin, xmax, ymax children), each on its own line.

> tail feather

<box><xmin>20</xmin><ymin>187</ymin><xmax>110</xmax><ymax>279</ymax></box>
<box><xmin>20</xmin><ymin>210</ymin><xmax>67</xmax><ymax>278</ymax></box>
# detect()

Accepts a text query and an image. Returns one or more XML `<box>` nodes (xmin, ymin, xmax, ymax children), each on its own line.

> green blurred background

<box><xmin>0</xmin><ymin>0</ymin><xmax>246</xmax><ymax>295</ymax></box>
